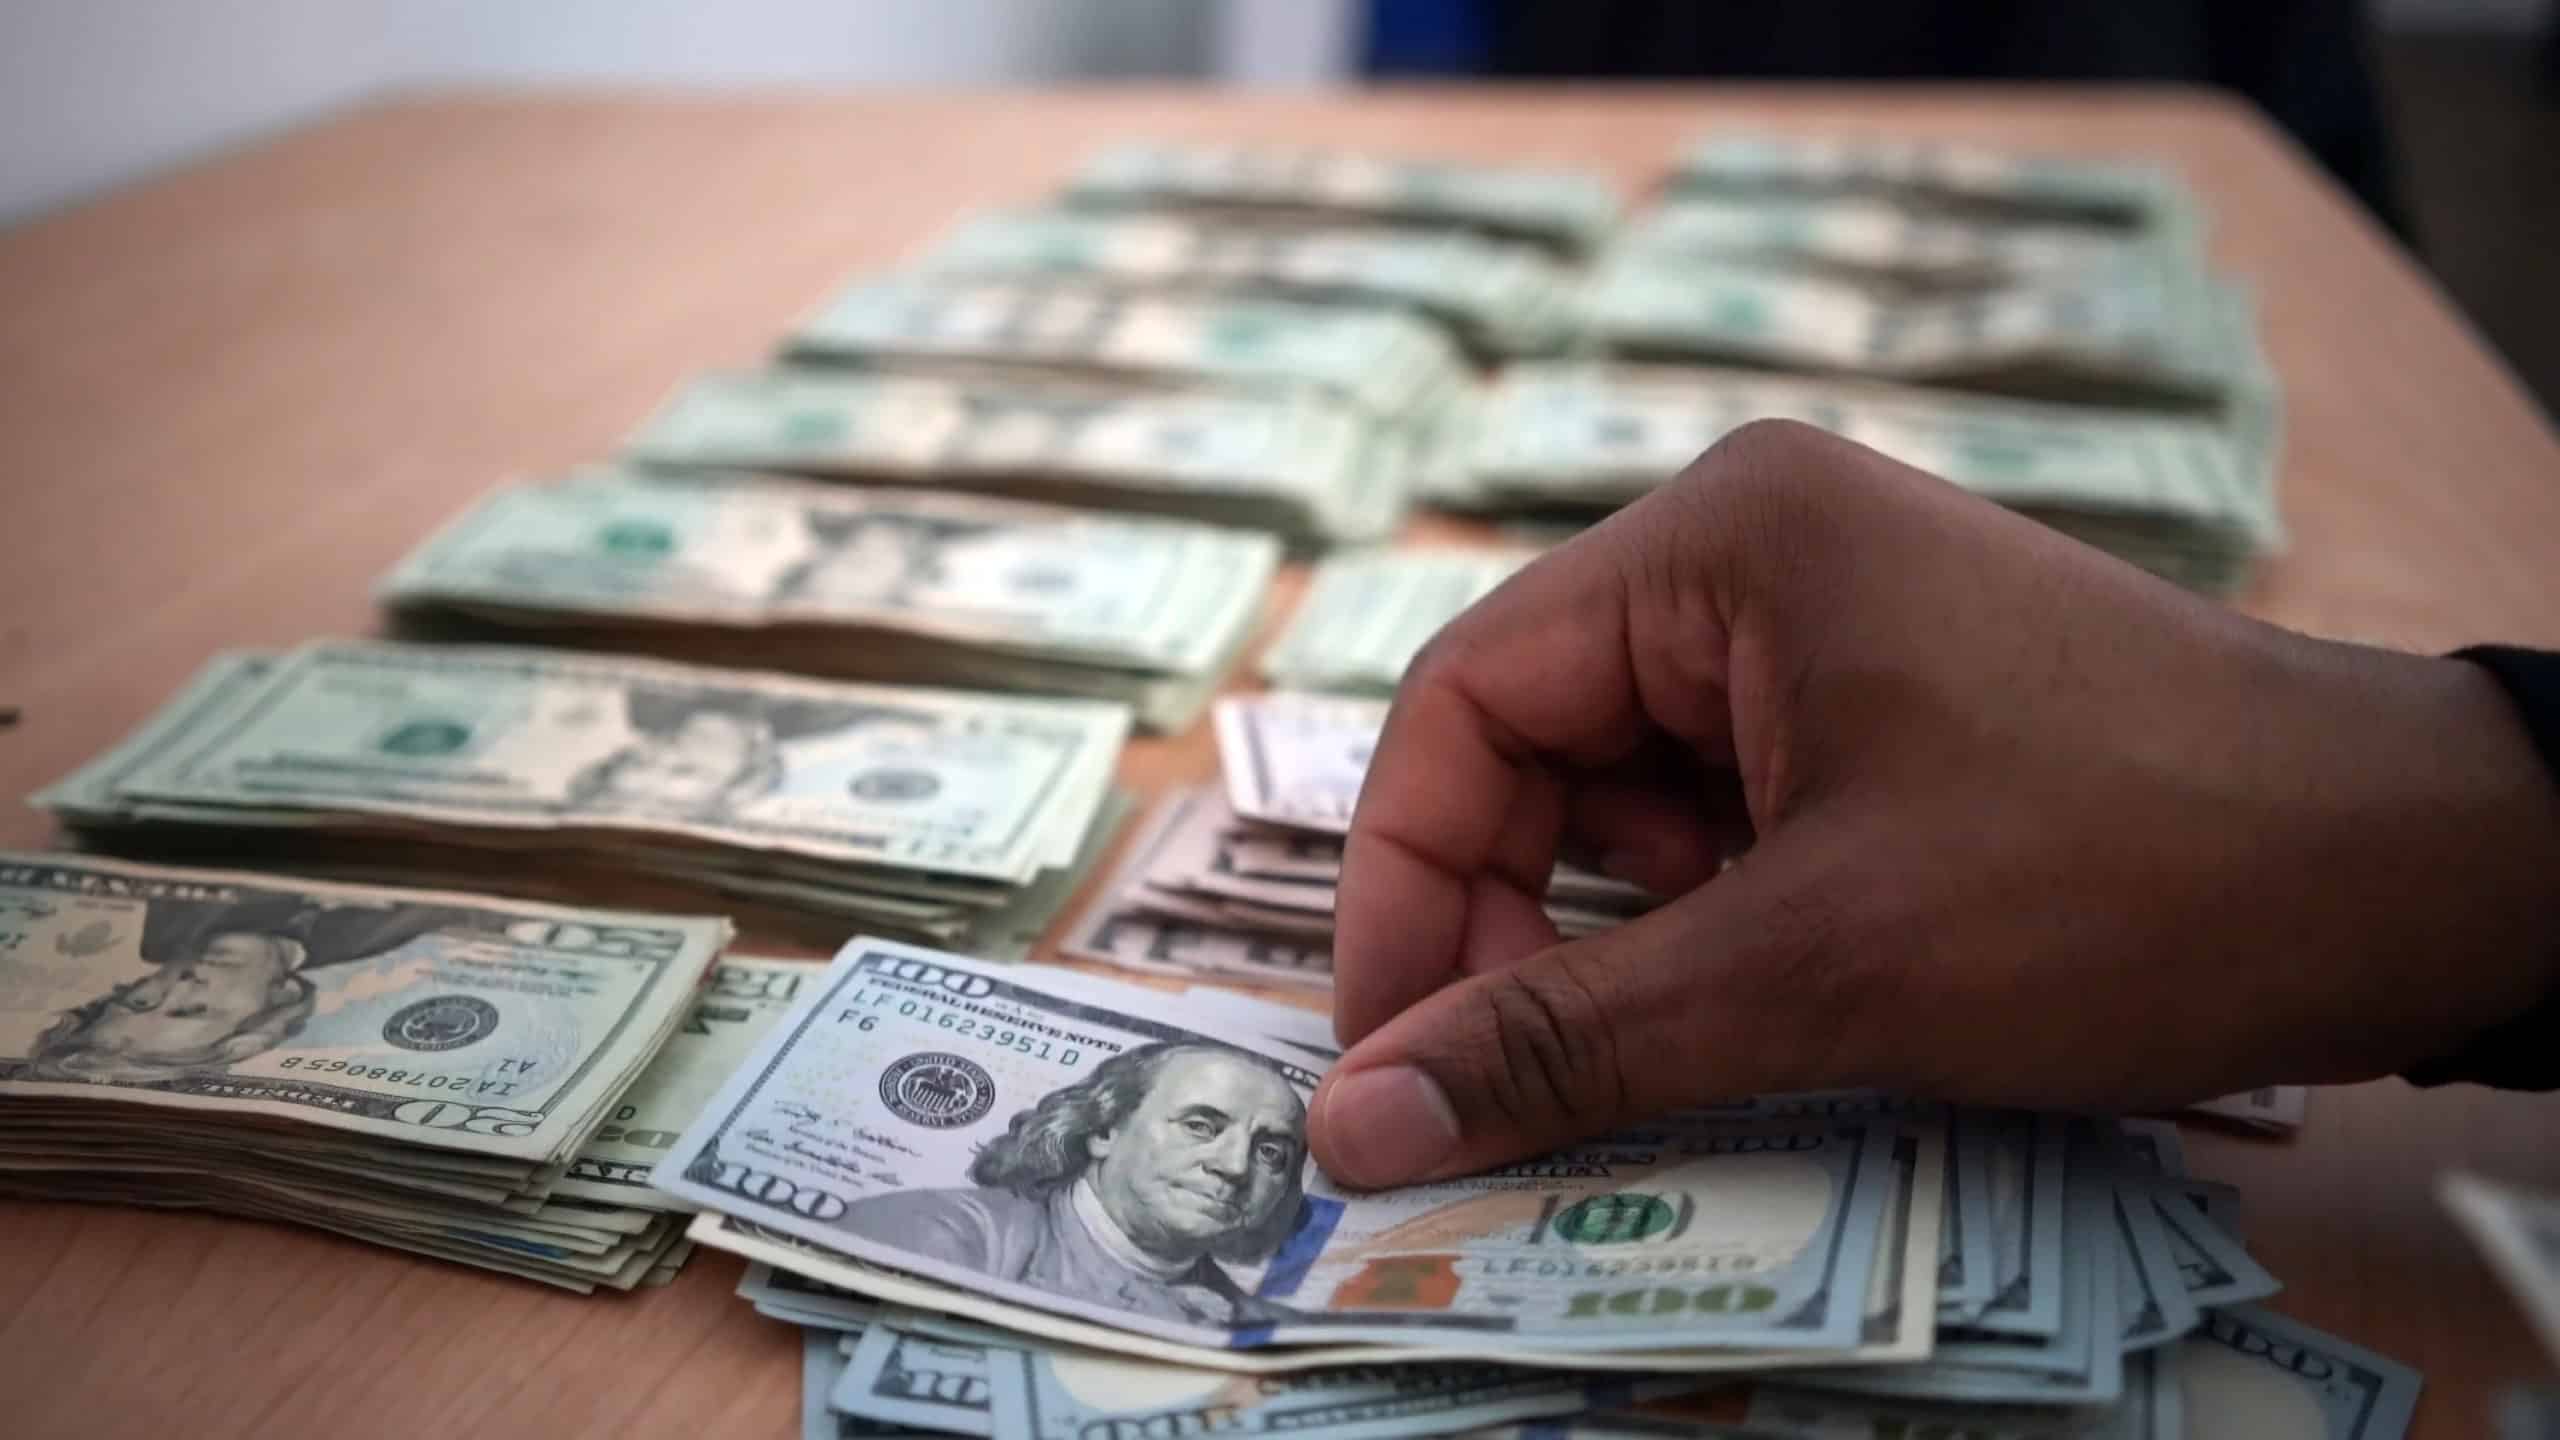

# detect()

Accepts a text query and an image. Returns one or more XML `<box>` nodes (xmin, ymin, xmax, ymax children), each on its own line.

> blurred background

<box><xmin>2</xmin><ymin>0</ymin><xmax>2551</xmax><ymax>409</ymax></box>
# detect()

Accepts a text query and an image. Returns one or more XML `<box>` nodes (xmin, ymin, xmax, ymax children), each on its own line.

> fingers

<box><xmin>1312</xmin><ymin>823</ymin><xmax>1888</xmax><ymax>1189</ymax></box>
<box><xmin>1562</xmin><ymin>761</ymin><xmax>1752</xmax><ymax>898</ymax></box>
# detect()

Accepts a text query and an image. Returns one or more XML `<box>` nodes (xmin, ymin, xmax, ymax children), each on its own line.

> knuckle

<box><xmin>1719</xmin><ymin>877</ymin><xmax>1903</xmax><ymax>1091</ymax></box>
<box><xmin>1460</xmin><ymin>962</ymin><xmax>1629</xmax><ymax>1133</ymax></box>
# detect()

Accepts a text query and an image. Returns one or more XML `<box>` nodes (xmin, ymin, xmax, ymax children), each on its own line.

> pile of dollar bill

<box><xmin>620</xmin><ymin>368</ymin><xmax>1422</xmax><ymax>549</ymax></box>
<box><xmin>380</xmin><ymin>468</ymin><xmax>1281</xmax><ymax>731</ymax></box>
<box><xmin>1597</xmin><ymin>133</ymin><xmax>2271</xmax><ymax>414</ymax></box>
<box><xmin>601</xmin><ymin>141</ymin><xmax>1629</xmax><ymax>558</ymax></box>
<box><xmin>1060</xmin><ymin>141</ymin><xmax>1624</xmax><ymax>257</ymax></box>
<box><xmin>1426</xmin><ymin>132</ymin><xmax>2281</xmax><ymax>594</ymax></box>
<box><xmin>31</xmin><ymin>642</ymin><xmax>1132</xmax><ymax>948</ymax></box>
<box><xmin>0</xmin><ymin>852</ymin><xmax>744</xmax><ymax>1292</ymax></box>
<box><xmin>1060</xmin><ymin>693</ymin><xmax>1650</xmax><ymax>990</ymax></box>
<box><xmin>1440</xmin><ymin>363</ymin><xmax>2278</xmax><ymax>593</ymax></box>
<box><xmin>651</xmin><ymin>935</ymin><xmax>2416</xmax><ymax>1439</ymax></box>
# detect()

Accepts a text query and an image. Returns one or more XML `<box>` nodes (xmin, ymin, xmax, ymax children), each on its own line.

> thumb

<box><xmin>1308</xmin><ymin>829</ymin><xmax>1880</xmax><ymax>1188</ymax></box>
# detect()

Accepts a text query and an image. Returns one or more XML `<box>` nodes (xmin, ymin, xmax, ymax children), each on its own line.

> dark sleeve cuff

<box><xmin>2401</xmin><ymin>646</ymin><xmax>2560</xmax><ymax>1091</ymax></box>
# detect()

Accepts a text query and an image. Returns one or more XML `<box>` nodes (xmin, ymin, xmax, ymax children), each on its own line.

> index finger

<box><xmin>1333</xmin><ymin>503</ymin><xmax>1739</xmax><ymax>1046</ymax></box>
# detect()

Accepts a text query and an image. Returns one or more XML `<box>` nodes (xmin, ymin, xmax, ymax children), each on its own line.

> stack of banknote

<box><xmin>1060</xmin><ymin>140</ymin><xmax>1624</xmax><ymax>257</ymax></box>
<box><xmin>621</xmin><ymin>368</ymin><xmax>1417</xmax><ymax>549</ymax></box>
<box><xmin>0</xmin><ymin>851</ymin><xmax>744</xmax><ymax>1292</ymax></box>
<box><xmin>1058</xmin><ymin>693</ymin><xmax>1651</xmax><ymax>990</ymax></box>
<box><xmin>647</xmin><ymin>935</ymin><xmax>2416</xmax><ymax>1439</ymax></box>
<box><xmin>1575</xmin><ymin>253</ymin><xmax>2271</xmax><ymax>419</ymax></box>
<box><xmin>1669</xmin><ymin>134</ymin><xmax>2190</xmax><ymax>230</ymax></box>
<box><xmin>379</xmin><ymin>468</ymin><xmax>1281</xmax><ymax>731</ymax></box>
<box><xmin>908</xmin><ymin>208</ymin><xmax>1586</xmax><ymax>358</ymax></box>
<box><xmin>1259</xmin><ymin>546</ymin><xmax>1537</xmax><ymax>693</ymax></box>
<box><xmin>30</xmin><ymin>642</ymin><xmax>1131</xmax><ymax>948</ymax></box>
<box><xmin>1550</xmin><ymin>134</ymin><xmax>2282</xmax><ymax>596</ymax></box>
<box><xmin>1443</xmin><ymin>364</ymin><xmax>2278</xmax><ymax>593</ymax></box>
<box><xmin>780</xmin><ymin>277</ymin><xmax>1474</xmax><ymax>429</ymax></box>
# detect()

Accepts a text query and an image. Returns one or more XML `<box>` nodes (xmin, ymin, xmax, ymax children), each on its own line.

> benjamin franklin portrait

<box><xmin>838</xmin><ymin>1041</ymin><xmax>1309</xmax><ymax>1328</ymax></box>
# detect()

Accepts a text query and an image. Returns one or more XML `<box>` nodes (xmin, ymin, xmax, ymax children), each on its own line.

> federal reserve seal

<box><xmin>849</xmin><ymin>767</ymin><xmax>942</xmax><ymax>802</ymax></box>
<box><xmin>383</xmin><ymin>995</ymin><xmax>501</xmax><ymax>1052</ymax></box>
<box><xmin>879</xmin><ymin>1051</ymin><xmax>996</xmax><ymax>1129</ymax></box>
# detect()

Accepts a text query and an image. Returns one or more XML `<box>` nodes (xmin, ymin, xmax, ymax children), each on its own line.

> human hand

<box><xmin>1307</xmin><ymin>421</ymin><xmax>2560</xmax><ymax>1188</ymax></box>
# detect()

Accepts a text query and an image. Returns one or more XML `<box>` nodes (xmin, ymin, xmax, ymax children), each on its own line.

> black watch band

<box><xmin>2401</xmin><ymin>647</ymin><xmax>2560</xmax><ymax>1091</ymax></box>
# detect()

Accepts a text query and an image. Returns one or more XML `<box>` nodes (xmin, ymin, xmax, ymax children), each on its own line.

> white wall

<box><xmin>0</xmin><ymin>0</ymin><xmax>1331</xmax><ymax>226</ymax></box>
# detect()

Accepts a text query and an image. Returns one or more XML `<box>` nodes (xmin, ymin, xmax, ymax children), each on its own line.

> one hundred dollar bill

<box><xmin>0</xmin><ymin>851</ymin><xmax>727</xmax><ymax>1162</ymax></box>
<box><xmin>383</xmin><ymin>469</ymin><xmax>1281</xmax><ymax>678</ymax></box>
<box><xmin>2178</xmin><ymin>1306</ymin><xmax>2420</xmax><ymax>1440</ymax></box>
<box><xmin>740</xmin><ymin>1261</ymin><xmax>879</xmax><ymax>1331</ymax></box>
<box><xmin>2441</xmin><ymin>1171</ymin><xmax>2560</xmax><ymax>1368</ymax></box>
<box><xmin>800</xmin><ymin>1329</ymin><xmax>865</xmax><ymax>1440</ymax></box>
<box><xmin>2144</xmin><ymin>1185</ymin><xmax>2280</xmax><ymax>1309</ymax></box>
<box><xmin>1063</xmin><ymin>141</ymin><xmax>1623</xmax><ymax>256</ymax></box>
<box><xmin>981</xmin><ymin>1322</ymin><xmax>1692</xmax><ymax>1439</ymax></box>
<box><xmin>1751</xmin><ymin>1344</ymin><xmax>2179</xmax><ymax>1438</ymax></box>
<box><xmin>655</xmin><ymin>939</ymin><xmax>1905</xmax><ymax>1359</ymax></box>
<box><xmin>556</xmin><ymin>954</ymin><xmax>814</xmax><ymax>1205</ymax></box>
<box><xmin>834</xmin><ymin>1315</ymin><xmax>997</xmax><ymax>1436</ymax></box>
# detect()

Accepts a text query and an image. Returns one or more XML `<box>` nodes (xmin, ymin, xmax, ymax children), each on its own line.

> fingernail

<box><xmin>1323</xmin><ymin>1065</ymin><xmax>1460</xmax><ymax>1187</ymax></box>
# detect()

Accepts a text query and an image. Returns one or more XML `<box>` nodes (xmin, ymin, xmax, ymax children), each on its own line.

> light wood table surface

<box><xmin>2</xmin><ymin>87</ymin><xmax>2556</xmax><ymax>1440</ymax></box>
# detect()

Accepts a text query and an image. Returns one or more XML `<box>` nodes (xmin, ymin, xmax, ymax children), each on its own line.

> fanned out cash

<box><xmin>662</xmin><ymin>937</ymin><xmax>1941</xmax><ymax>1368</ymax></box>
<box><xmin>621</xmin><ymin>368</ymin><xmax>1414</xmax><ymax>548</ymax></box>
<box><xmin>1260</xmin><ymin>546</ymin><xmax>1537</xmax><ymax>694</ymax></box>
<box><xmin>1444</xmin><ymin>363</ymin><xmax>2276</xmax><ymax>593</ymax></box>
<box><xmin>0</xmin><ymin>851</ymin><xmax>730</xmax><ymax>1292</ymax></box>
<box><xmin>1751</xmin><ymin>1302</ymin><xmax>2422</xmax><ymax>1439</ymax></box>
<box><xmin>379</xmin><ymin>469</ymin><xmax>1281</xmax><ymax>731</ymax></box>
<box><xmin>912</xmin><ymin>208</ymin><xmax>1586</xmax><ymax>358</ymax></box>
<box><xmin>780</xmin><ymin>277</ymin><xmax>1472</xmax><ymax>426</ymax></box>
<box><xmin>1062</xmin><ymin>141</ymin><xmax>1624</xmax><ymax>257</ymax></box>
<box><xmin>30</xmin><ymin>642</ymin><xmax>1130</xmax><ymax>947</ymax></box>
<box><xmin>660</xmin><ymin>936</ymin><xmax>2395</xmax><ymax>1440</ymax></box>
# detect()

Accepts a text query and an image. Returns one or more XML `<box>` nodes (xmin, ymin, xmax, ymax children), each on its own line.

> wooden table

<box><xmin>2</xmin><ymin>87</ymin><xmax>2555</xmax><ymax>1439</ymax></box>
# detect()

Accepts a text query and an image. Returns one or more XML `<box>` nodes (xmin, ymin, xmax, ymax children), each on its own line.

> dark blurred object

<box><xmin>1365</xmin><ymin>0</ymin><xmax>2409</xmax><ymax>236</ymax></box>
<box><xmin>2378</xmin><ymin>24</ymin><xmax>2560</xmax><ymax>415</ymax></box>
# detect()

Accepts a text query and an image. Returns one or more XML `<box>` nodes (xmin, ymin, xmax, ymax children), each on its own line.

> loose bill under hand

<box><xmin>653</xmin><ymin>938</ymin><xmax>1911</xmax><ymax>1361</ymax></box>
